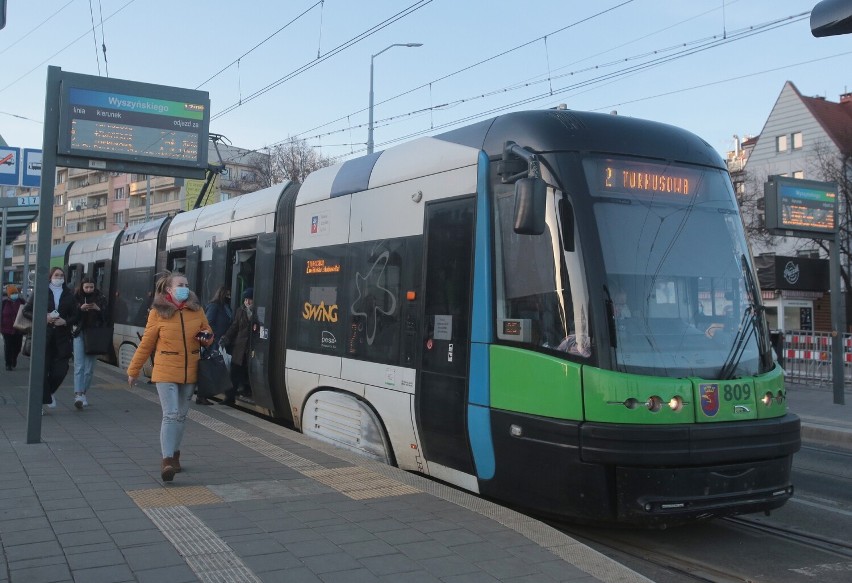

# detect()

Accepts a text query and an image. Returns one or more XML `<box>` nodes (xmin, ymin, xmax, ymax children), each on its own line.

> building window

<box><xmin>792</xmin><ymin>132</ymin><xmax>803</xmax><ymax>149</ymax></box>
<box><xmin>54</xmin><ymin>216</ymin><xmax>63</xmax><ymax>228</ymax></box>
<box><xmin>53</xmin><ymin>238</ymin><xmax>62</xmax><ymax>245</ymax></box>
<box><xmin>776</xmin><ymin>135</ymin><xmax>788</xmax><ymax>152</ymax></box>
<box><xmin>793</xmin><ymin>170</ymin><xmax>804</xmax><ymax>179</ymax></box>
<box><xmin>114</xmin><ymin>186</ymin><xmax>126</xmax><ymax>200</ymax></box>
<box><xmin>29</xmin><ymin>243</ymin><xmax>37</xmax><ymax>254</ymax></box>
<box><xmin>55</xmin><ymin>194</ymin><xmax>64</xmax><ymax>206</ymax></box>
<box><xmin>113</xmin><ymin>211</ymin><xmax>124</xmax><ymax>225</ymax></box>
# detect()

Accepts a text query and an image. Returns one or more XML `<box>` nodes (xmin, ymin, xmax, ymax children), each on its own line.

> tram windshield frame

<box><xmin>583</xmin><ymin>156</ymin><xmax>771</xmax><ymax>379</ymax></box>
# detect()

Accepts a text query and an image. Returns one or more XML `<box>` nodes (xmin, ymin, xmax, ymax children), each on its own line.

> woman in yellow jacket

<box><xmin>127</xmin><ymin>272</ymin><xmax>214</xmax><ymax>482</ymax></box>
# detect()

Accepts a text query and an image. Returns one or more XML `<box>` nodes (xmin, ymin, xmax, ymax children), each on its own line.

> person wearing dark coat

<box><xmin>1</xmin><ymin>284</ymin><xmax>26</xmax><ymax>370</ymax></box>
<box><xmin>199</xmin><ymin>286</ymin><xmax>233</xmax><ymax>405</ymax></box>
<box><xmin>72</xmin><ymin>277</ymin><xmax>108</xmax><ymax>409</ymax></box>
<box><xmin>23</xmin><ymin>267</ymin><xmax>80</xmax><ymax>410</ymax></box>
<box><xmin>220</xmin><ymin>287</ymin><xmax>255</xmax><ymax>404</ymax></box>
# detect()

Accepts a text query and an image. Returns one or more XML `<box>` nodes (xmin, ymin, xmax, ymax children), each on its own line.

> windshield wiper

<box><xmin>718</xmin><ymin>254</ymin><xmax>770</xmax><ymax>380</ymax></box>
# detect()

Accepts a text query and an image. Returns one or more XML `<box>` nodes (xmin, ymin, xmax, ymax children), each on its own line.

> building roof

<box><xmin>791</xmin><ymin>81</ymin><xmax>852</xmax><ymax>156</ymax></box>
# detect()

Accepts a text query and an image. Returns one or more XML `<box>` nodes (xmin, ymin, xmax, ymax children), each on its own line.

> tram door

<box><xmin>417</xmin><ymin>197</ymin><xmax>476</xmax><ymax>475</ymax></box>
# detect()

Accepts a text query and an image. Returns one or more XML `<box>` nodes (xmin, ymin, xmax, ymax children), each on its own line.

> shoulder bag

<box><xmin>13</xmin><ymin>304</ymin><xmax>32</xmax><ymax>333</ymax></box>
<box><xmin>197</xmin><ymin>346</ymin><xmax>231</xmax><ymax>398</ymax></box>
<box><xmin>83</xmin><ymin>325</ymin><xmax>112</xmax><ymax>355</ymax></box>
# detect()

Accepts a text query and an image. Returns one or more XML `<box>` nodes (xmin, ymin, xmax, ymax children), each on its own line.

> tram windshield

<box><xmin>585</xmin><ymin>157</ymin><xmax>768</xmax><ymax>378</ymax></box>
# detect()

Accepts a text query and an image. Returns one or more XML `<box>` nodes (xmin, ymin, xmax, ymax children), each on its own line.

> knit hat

<box><xmin>242</xmin><ymin>288</ymin><xmax>254</xmax><ymax>300</ymax></box>
<box><xmin>5</xmin><ymin>284</ymin><xmax>18</xmax><ymax>295</ymax></box>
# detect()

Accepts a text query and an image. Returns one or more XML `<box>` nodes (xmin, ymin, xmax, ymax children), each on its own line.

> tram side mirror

<box><xmin>513</xmin><ymin>177</ymin><xmax>547</xmax><ymax>235</ymax></box>
<box><xmin>811</xmin><ymin>0</ymin><xmax>852</xmax><ymax>37</ymax></box>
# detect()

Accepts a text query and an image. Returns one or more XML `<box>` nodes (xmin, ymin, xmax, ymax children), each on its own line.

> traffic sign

<box><xmin>22</xmin><ymin>149</ymin><xmax>42</xmax><ymax>188</ymax></box>
<box><xmin>0</xmin><ymin>146</ymin><xmax>20</xmax><ymax>186</ymax></box>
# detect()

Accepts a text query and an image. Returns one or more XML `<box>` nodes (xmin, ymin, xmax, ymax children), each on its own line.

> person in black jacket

<box><xmin>220</xmin><ymin>287</ymin><xmax>255</xmax><ymax>404</ymax></box>
<box><xmin>23</xmin><ymin>267</ymin><xmax>80</xmax><ymax>411</ymax></box>
<box><xmin>199</xmin><ymin>286</ymin><xmax>232</xmax><ymax>405</ymax></box>
<box><xmin>72</xmin><ymin>277</ymin><xmax>107</xmax><ymax>409</ymax></box>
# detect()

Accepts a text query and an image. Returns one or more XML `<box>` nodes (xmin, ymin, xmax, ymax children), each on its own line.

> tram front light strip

<box><xmin>610</xmin><ymin>395</ymin><xmax>688</xmax><ymax>412</ymax></box>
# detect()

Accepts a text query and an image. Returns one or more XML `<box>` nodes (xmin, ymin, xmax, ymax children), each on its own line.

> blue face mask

<box><xmin>10</xmin><ymin>294</ymin><xmax>19</xmax><ymax>301</ymax></box>
<box><xmin>173</xmin><ymin>287</ymin><xmax>190</xmax><ymax>302</ymax></box>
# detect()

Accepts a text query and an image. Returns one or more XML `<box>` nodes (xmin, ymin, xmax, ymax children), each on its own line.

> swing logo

<box><xmin>303</xmin><ymin>301</ymin><xmax>338</xmax><ymax>322</ymax></box>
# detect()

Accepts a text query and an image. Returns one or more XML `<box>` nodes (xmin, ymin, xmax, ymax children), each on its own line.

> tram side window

<box><xmin>494</xmin><ymin>191</ymin><xmax>586</xmax><ymax>356</ymax></box>
<box><xmin>345</xmin><ymin>240</ymin><xmax>404</xmax><ymax>365</ymax></box>
<box><xmin>289</xmin><ymin>249</ymin><xmax>345</xmax><ymax>355</ymax></box>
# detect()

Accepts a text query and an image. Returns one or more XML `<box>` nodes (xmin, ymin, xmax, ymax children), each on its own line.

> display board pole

<box><xmin>831</xmin><ymin>239</ymin><xmax>846</xmax><ymax>405</ymax></box>
<box><xmin>26</xmin><ymin>66</ymin><xmax>61</xmax><ymax>443</ymax></box>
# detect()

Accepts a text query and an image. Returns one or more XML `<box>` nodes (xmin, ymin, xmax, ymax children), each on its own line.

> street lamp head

<box><xmin>368</xmin><ymin>42</ymin><xmax>424</xmax><ymax>154</ymax></box>
<box><xmin>405</xmin><ymin>43</ymin><xmax>423</xmax><ymax>47</ymax></box>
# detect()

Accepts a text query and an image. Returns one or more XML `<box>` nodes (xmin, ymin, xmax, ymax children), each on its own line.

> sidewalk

<box><xmin>786</xmin><ymin>380</ymin><xmax>852</xmax><ymax>450</ymax></box>
<box><xmin>0</xmin><ymin>359</ymin><xmax>649</xmax><ymax>583</ymax></box>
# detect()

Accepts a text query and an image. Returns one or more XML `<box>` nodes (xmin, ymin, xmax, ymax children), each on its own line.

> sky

<box><xmin>1</xmin><ymin>0</ymin><xmax>850</xmax><ymax>165</ymax></box>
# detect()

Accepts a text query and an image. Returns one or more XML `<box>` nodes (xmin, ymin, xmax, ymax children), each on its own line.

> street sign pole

<box><xmin>831</xmin><ymin>239</ymin><xmax>846</xmax><ymax>404</ymax></box>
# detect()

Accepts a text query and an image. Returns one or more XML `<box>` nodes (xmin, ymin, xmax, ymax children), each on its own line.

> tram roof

<box><xmin>121</xmin><ymin>216</ymin><xmax>170</xmax><ymax>247</ymax></box>
<box><xmin>68</xmin><ymin>229</ymin><xmax>123</xmax><ymax>257</ymax></box>
<box><xmin>168</xmin><ymin>181</ymin><xmax>290</xmax><ymax>237</ymax></box>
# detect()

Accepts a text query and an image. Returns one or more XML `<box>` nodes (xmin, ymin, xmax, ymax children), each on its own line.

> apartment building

<box><xmin>8</xmin><ymin>141</ymin><xmax>266</xmax><ymax>286</ymax></box>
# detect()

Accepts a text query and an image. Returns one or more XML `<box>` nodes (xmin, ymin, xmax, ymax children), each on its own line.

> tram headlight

<box><xmin>667</xmin><ymin>396</ymin><xmax>684</xmax><ymax>412</ymax></box>
<box><xmin>761</xmin><ymin>392</ymin><xmax>774</xmax><ymax>407</ymax></box>
<box><xmin>645</xmin><ymin>396</ymin><xmax>663</xmax><ymax>413</ymax></box>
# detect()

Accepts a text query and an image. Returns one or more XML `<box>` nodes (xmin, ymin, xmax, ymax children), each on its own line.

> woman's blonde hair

<box><xmin>154</xmin><ymin>271</ymin><xmax>180</xmax><ymax>295</ymax></box>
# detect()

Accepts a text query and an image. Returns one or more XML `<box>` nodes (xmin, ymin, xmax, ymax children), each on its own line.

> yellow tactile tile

<box><xmin>127</xmin><ymin>486</ymin><xmax>223</xmax><ymax>509</ymax></box>
<box><xmin>303</xmin><ymin>466</ymin><xmax>419</xmax><ymax>499</ymax></box>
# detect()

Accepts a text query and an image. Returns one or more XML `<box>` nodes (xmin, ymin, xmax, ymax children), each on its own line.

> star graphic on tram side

<box><xmin>350</xmin><ymin>250</ymin><xmax>397</xmax><ymax>345</ymax></box>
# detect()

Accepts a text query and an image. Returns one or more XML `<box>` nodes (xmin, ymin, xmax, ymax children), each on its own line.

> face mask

<box><xmin>10</xmin><ymin>294</ymin><xmax>19</xmax><ymax>301</ymax></box>
<box><xmin>51</xmin><ymin>278</ymin><xmax>64</xmax><ymax>286</ymax></box>
<box><xmin>173</xmin><ymin>287</ymin><xmax>190</xmax><ymax>302</ymax></box>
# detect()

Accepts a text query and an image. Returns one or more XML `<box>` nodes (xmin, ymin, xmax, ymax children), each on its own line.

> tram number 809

<box><xmin>723</xmin><ymin>383</ymin><xmax>751</xmax><ymax>401</ymax></box>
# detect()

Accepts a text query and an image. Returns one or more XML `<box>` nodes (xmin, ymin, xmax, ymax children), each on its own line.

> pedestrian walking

<box><xmin>72</xmin><ymin>277</ymin><xmax>107</xmax><ymax>409</ymax></box>
<box><xmin>220</xmin><ymin>287</ymin><xmax>255</xmax><ymax>405</ymax></box>
<box><xmin>198</xmin><ymin>285</ymin><xmax>232</xmax><ymax>405</ymax></box>
<box><xmin>1</xmin><ymin>284</ymin><xmax>26</xmax><ymax>370</ymax></box>
<box><xmin>23</xmin><ymin>267</ymin><xmax>80</xmax><ymax>411</ymax></box>
<box><xmin>126</xmin><ymin>271</ymin><xmax>214</xmax><ymax>482</ymax></box>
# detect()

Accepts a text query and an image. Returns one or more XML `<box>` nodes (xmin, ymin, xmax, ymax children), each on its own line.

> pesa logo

<box><xmin>321</xmin><ymin>331</ymin><xmax>336</xmax><ymax>349</ymax></box>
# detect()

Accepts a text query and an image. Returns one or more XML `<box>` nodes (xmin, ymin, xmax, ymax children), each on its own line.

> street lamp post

<box><xmin>368</xmin><ymin>43</ymin><xmax>422</xmax><ymax>155</ymax></box>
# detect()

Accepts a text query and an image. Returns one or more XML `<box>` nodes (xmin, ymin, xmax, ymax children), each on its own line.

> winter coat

<box><xmin>1</xmin><ymin>297</ymin><xmax>25</xmax><ymax>335</ymax></box>
<box><xmin>204</xmin><ymin>300</ymin><xmax>233</xmax><ymax>342</ymax></box>
<box><xmin>127</xmin><ymin>292</ymin><xmax>214</xmax><ymax>384</ymax></box>
<box><xmin>221</xmin><ymin>306</ymin><xmax>255</xmax><ymax>365</ymax></box>
<box><xmin>74</xmin><ymin>289</ymin><xmax>107</xmax><ymax>333</ymax></box>
<box><xmin>23</xmin><ymin>285</ymin><xmax>80</xmax><ymax>359</ymax></box>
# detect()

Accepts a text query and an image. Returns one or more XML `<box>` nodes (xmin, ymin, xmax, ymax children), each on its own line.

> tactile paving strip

<box><xmin>127</xmin><ymin>486</ymin><xmax>223</xmax><ymax>509</ymax></box>
<box><xmin>303</xmin><ymin>466</ymin><xmax>419</xmax><ymax>499</ymax></box>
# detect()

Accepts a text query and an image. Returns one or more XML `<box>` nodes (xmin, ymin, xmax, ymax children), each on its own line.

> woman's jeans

<box><xmin>156</xmin><ymin>382</ymin><xmax>194</xmax><ymax>458</ymax></box>
<box><xmin>73</xmin><ymin>335</ymin><xmax>97</xmax><ymax>393</ymax></box>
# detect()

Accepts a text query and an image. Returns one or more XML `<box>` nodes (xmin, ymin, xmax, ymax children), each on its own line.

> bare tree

<box><xmin>247</xmin><ymin>138</ymin><xmax>334</xmax><ymax>188</ymax></box>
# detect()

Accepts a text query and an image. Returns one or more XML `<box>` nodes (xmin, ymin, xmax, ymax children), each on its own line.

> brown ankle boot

<box><xmin>161</xmin><ymin>457</ymin><xmax>176</xmax><ymax>482</ymax></box>
<box><xmin>173</xmin><ymin>451</ymin><xmax>181</xmax><ymax>473</ymax></box>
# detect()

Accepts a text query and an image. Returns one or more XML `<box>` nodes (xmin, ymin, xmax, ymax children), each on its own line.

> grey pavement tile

<box><xmin>86</xmin><ymin>497</ymin><xmax>137</xmax><ymax>512</ymax></box>
<box><xmin>397</xmin><ymin>540</ymin><xmax>456</xmax><ymax>561</ymax></box>
<box><xmin>0</xmin><ymin>504</ymin><xmax>46</xmax><ymax>520</ymax></box>
<box><xmin>534</xmin><ymin>559</ymin><xmax>596</xmax><ymax>581</ymax></box>
<box><xmin>320</xmin><ymin>526</ymin><xmax>377</xmax><ymax>545</ymax></box>
<box><xmin>65</xmin><ymin>548</ymin><xmax>126</xmax><ymax>571</ymax></box>
<box><xmin>418</xmin><ymin>555</ymin><xmax>480</xmax><ymax>578</ymax></box>
<box><xmin>379</xmin><ymin>571</ymin><xmax>442</xmax><ymax>583</ymax></box>
<box><xmin>69</xmin><ymin>564</ymin><xmax>135</xmax><ymax>583</ymax></box>
<box><xmin>299</xmin><ymin>552</ymin><xmax>363</xmax><ymax>575</ymax></box>
<box><xmin>40</xmin><ymin>496</ymin><xmax>91</xmax><ymax>512</ymax></box>
<box><xmin>476</xmin><ymin>556</ymin><xmax>544</xmax><ymax>579</ymax></box>
<box><xmin>442</xmin><ymin>573</ymin><xmax>501</xmax><ymax>583</ymax></box>
<box><xmin>507</xmin><ymin>544</ymin><xmax>563</xmax><ymax>563</ymax></box>
<box><xmin>5</xmin><ymin>554</ymin><xmax>67</xmax><ymax>572</ymax></box>
<box><xmin>9</xmin><ymin>562</ymin><xmax>72</xmax><ymax>583</ymax></box>
<box><xmin>111</xmin><ymin>528</ymin><xmax>167</xmax><ymax>548</ymax></box>
<box><xmin>0</xmin><ymin>527</ymin><xmax>56</xmax><ymax>546</ymax></box>
<box><xmin>355</xmin><ymin>518</ymin><xmax>409</xmax><ymax>534</ymax></box>
<box><xmin>284</xmin><ymin>539</ymin><xmax>346</xmax><ymax>559</ymax></box>
<box><xmin>121</xmin><ymin>543</ymin><xmax>187</xmax><ymax>571</ymax></box>
<box><xmin>92</xmin><ymin>507</ymin><xmax>147</xmax><ymax>522</ymax></box>
<box><xmin>504</xmin><ymin>574</ymin><xmax>560</xmax><ymax>583</ymax></box>
<box><xmin>226</xmin><ymin>538</ymin><xmax>288</xmax><ymax>557</ymax></box>
<box><xmin>0</xmin><ymin>495</ymin><xmax>40</xmax><ymax>510</ymax></box>
<box><xmin>62</xmin><ymin>542</ymin><xmax>120</xmax><ymax>557</ymax></box>
<box><xmin>133</xmin><ymin>565</ymin><xmax>198</xmax><ymax>583</ymax></box>
<box><xmin>317</xmin><ymin>567</ymin><xmax>382</xmax><ymax>582</ymax></box>
<box><xmin>409</xmin><ymin>518</ymin><xmax>458</xmax><ymax>533</ymax></box>
<box><xmin>360</xmin><ymin>553</ymin><xmax>424</xmax><ymax>576</ymax></box>
<box><xmin>374</xmin><ymin>528</ymin><xmax>431</xmax><ymax>546</ymax></box>
<box><xmin>0</xmin><ymin>516</ymin><xmax>51</xmax><ymax>534</ymax></box>
<box><xmin>0</xmin><ymin>488</ymin><xmax>34</xmax><ymax>500</ymax></box>
<box><xmin>243</xmin><ymin>550</ymin><xmax>304</xmax><ymax>573</ymax></box>
<box><xmin>253</xmin><ymin>517</ymin><xmax>309</xmax><ymax>533</ymax></box>
<box><xmin>338</xmin><ymin>539</ymin><xmax>396</xmax><ymax>559</ymax></box>
<box><xmin>490</xmin><ymin>531</ymin><xmax>542</xmax><ymax>550</ymax></box>
<box><xmin>51</xmin><ymin>518</ymin><xmax>103</xmax><ymax>535</ymax></box>
<box><xmin>431</xmin><ymin>528</ymin><xmax>484</xmax><ymax>547</ymax></box>
<box><xmin>271</xmin><ymin>527</ymin><xmax>327</xmax><ymax>545</ymax></box>
<box><xmin>56</xmin><ymin>528</ymin><xmax>115</xmax><ymax>548</ymax></box>
<box><xmin>46</xmin><ymin>506</ymin><xmax>97</xmax><ymax>522</ymax></box>
<box><xmin>4</xmin><ymin>540</ymin><xmax>63</xmax><ymax>563</ymax></box>
<box><xmin>257</xmin><ymin>566</ymin><xmax>322</xmax><ymax>582</ymax></box>
<box><xmin>289</xmin><ymin>508</ymin><xmax>342</xmax><ymax>525</ymax></box>
<box><xmin>34</xmin><ymin>488</ymin><xmax>84</xmax><ymax>502</ymax></box>
<box><xmin>447</xmin><ymin>541</ymin><xmax>508</xmax><ymax>563</ymax></box>
<box><xmin>101</xmin><ymin>517</ymin><xmax>155</xmax><ymax>534</ymax></box>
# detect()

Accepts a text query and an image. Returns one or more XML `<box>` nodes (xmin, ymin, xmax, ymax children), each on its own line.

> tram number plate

<box><xmin>722</xmin><ymin>383</ymin><xmax>751</xmax><ymax>402</ymax></box>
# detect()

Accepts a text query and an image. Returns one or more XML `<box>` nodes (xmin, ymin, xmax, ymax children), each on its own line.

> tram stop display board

<box><xmin>55</xmin><ymin>71</ymin><xmax>209</xmax><ymax>179</ymax></box>
<box><xmin>764</xmin><ymin>176</ymin><xmax>838</xmax><ymax>239</ymax></box>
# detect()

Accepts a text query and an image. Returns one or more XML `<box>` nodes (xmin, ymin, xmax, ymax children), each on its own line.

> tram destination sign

<box><xmin>764</xmin><ymin>176</ymin><xmax>838</xmax><ymax>239</ymax></box>
<box><xmin>56</xmin><ymin>71</ymin><xmax>209</xmax><ymax>179</ymax></box>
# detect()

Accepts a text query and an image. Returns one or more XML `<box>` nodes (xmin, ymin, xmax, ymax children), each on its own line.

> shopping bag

<box><xmin>21</xmin><ymin>334</ymin><xmax>32</xmax><ymax>357</ymax></box>
<box><xmin>197</xmin><ymin>347</ymin><xmax>230</xmax><ymax>398</ymax></box>
<box><xmin>83</xmin><ymin>326</ymin><xmax>112</xmax><ymax>355</ymax></box>
<box><xmin>218</xmin><ymin>343</ymin><xmax>232</xmax><ymax>371</ymax></box>
<box><xmin>13</xmin><ymin>305</ymin><xmax>32</xmax><ymax>333</ymax></box>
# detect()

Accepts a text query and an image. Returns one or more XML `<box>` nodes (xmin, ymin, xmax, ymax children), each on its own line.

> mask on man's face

<box><xmin>52</xmin><ymin>278</ymin><xmax>64</xmax><ymax>286</ymax></box>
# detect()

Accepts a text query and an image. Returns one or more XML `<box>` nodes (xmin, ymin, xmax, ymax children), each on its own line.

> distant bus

<box><xmin>60</xmin><ymin>110</ymin><xmax>799</xmax><ymax>526</ymax></box>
